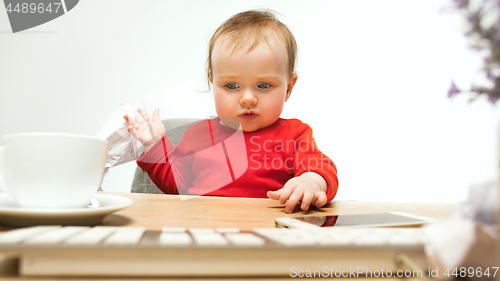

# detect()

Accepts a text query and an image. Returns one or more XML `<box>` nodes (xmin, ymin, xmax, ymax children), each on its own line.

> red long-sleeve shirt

<box><xmin>137</xmin><ymin>117</ymin><xmax>338</xmax><ymax>202</ymax></box>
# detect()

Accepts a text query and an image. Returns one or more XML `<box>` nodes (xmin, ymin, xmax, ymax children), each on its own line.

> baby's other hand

<box><xmin>267</xmin><ymin>172</ymin><xmax>327</xmax><ymax>214</ymax></box>
<box><xmin>124</xmin><ymin>108</ymin><xmax>165</xmax><ymax>152</ymax></box>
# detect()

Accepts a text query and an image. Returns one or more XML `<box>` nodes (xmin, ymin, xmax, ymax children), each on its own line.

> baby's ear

<box><xmin>286</xmin><ymin>73</ymin><xmax>298</xmax><ymax>101</ymax></box>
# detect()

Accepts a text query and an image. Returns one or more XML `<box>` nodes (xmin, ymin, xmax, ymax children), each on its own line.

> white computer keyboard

<box><xmin>0</xmin><ymin>226</ymin><xmax>427</xmax><ymax>277</ymax></box>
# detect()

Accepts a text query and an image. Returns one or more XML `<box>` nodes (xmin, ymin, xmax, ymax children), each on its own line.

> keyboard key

<box><xmin>252</xmin><ymin>228</ymin><xmax>292</xmax><ymax>239</ymax></box>
<box><xmin>0</xmin><ymin>226</ymin><xmax>61</xmax><ymax>244</ymax></box>
<box><xmin>192</xmin><ymin>233</ymin><xmax>228</xmax><ymax>246</ymax></box>
<box><xmin>65</xmin><ymin>227</ymin><xmax>118</xmax><ymax>245</ymax></box>
<box><xmin>25</xmin><ymin>227</ymin><xmax>88</xmax><ymax>244</ymax></box>
<box><xmin>159</xmin><ymin>233</ymin><xmax>192</xmax><ymax>246</ymax></box>
<box><xmin>104</xmin><ymin>227</ymin><xmax>146</xmax><ymax>245</ymax></box>
<box><xmin>225</xmin><ymin>233</ymin><xmax>265</xmax><ymax>246</ymax></box>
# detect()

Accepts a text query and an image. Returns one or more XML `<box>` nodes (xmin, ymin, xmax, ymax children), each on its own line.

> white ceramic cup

<box><xmin>0</xmin><ymin>133</ymin><xmax>108</xmax><ymax>208</ymax></box>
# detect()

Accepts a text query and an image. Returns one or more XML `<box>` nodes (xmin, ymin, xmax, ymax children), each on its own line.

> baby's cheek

<box><xmin>214</xmin><ymin>94</ymin><xmax>236</xmax><ymax>115</ymax></box>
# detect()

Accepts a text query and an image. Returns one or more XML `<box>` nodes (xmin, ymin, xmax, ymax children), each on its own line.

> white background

<box><xmin>1</xmin><ymin>0</ymin><xmax>498</xmax><ymax>203</ymax></box>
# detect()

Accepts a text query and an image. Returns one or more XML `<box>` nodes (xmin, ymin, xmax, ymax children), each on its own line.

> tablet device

<box><xmin>275</xmin><ymin>212</ymin><xmax>438</xmax><ymax>229</ymax></box>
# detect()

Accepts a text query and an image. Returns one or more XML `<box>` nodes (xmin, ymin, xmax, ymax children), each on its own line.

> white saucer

<box><xmin>0</xmin><ymin>194</ymin><xmax>133</xmax><ymax>227</ymax></box>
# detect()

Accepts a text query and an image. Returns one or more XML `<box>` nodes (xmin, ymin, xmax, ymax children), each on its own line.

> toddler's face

<box><xmin>210</xmin><ymin>38</ymin><xmax>297</xmax><ymax>132</ymax></box>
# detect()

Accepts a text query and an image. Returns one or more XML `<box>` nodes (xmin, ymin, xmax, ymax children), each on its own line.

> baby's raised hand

<box><xmin>267</xmin><ymin>172</ymin><xmax>328</xmax><ymax>214</ymax></box>
<box><xmin>124</xmin><ymin>108</ymin><xmax>165</xmax><ymax>152</ymax></box>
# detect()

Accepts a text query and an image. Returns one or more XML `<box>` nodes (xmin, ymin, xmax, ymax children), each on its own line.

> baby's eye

<box><xmin>225</xmin><ymin>84</ymin><xmax>239</xmax><ymax>90</ymax></box>
<box><xmin>258</xmin><ymin>83</ymin><xmax>271</xmax><ymax>89</ymax></box>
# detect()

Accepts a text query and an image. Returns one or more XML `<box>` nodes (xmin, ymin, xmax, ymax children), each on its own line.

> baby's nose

<box><xmin>240</xmin><ymin>90</ymin><xmax>258</xmax><ymax>105</ymax></box>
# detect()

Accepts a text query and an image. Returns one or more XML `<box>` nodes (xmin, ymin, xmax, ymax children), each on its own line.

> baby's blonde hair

<box><xmin>207</xmin><ymin>9</ymin><xmax>297</xmax><ymax>86</ymax></box>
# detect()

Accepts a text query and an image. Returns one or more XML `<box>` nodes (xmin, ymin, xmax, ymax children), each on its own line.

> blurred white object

<box><xmin>425</xmin><ymin>180</ymin><xmax>497</xmax><ymax>280</ymax></box>
<box><xmin>95</xmin><ymin>102</ymin><xmax>143</xmax><ymax>191</ymax></box>
<box><xmin>95</xmin><ymin>80</ymin><xmax>214</xmax><ymax>190</ymax></box>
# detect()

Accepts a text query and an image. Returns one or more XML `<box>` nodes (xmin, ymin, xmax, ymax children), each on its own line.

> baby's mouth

<box><xmin>239</xmin><ymin>111</ymin><xmax>259</xmax><ymax>121</ymax></box>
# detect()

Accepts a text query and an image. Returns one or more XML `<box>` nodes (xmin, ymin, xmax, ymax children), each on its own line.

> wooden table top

<box><xmin>90</xmin><ymin>192</ymin><xmax>453</xmax><ymax>231</ymax></box>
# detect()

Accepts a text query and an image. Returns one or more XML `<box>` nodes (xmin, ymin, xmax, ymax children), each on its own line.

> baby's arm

<box><xmin>267</xmin><ymin>172</ymin><xmax>327</xmax><ymax>214</ymax></box>
<box><xmin>123</xmin><ymin>108</ymin><xmax>165</xmax><ymax>152</ymax></box>
<box><xmin>125</xmin><ymin>108</ymin><xmax>187</xmax><ymax>194</ymax></box>
<box><xmin>267</xmin><ymin>121</ymin><xmax>338</xmax><ymax>214</ymax></box>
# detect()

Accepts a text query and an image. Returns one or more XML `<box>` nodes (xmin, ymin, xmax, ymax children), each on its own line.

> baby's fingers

<box><xmin>134</xmin><ymin>111</ymin><xmax>145</xmax><ymax>125</ymax></box>
<box><xmin>124</xmin><ymin>114</ymin><xmax>136</xmax><ymax>127</ymax></box>
<box><xmin>313</xmin><ymin>191</ymin><xmax>328</xmax><ymax>208</ymax></box>
<box><xmin>152</xmin><ymin>108</ymin><xmax>161</xmax><ymax>123</ymax></box>
<box><xmin>300</xmin><ymin>189</ymin><xmax>315</xmax><ymax>211</ymax></box>
<box><xmin>278</xmin><ymin>180</ymin><xmax>297</xmax><ymax>205</ymax></box>
<box><xmin>267</xmin><ymin>190</ymin><xmax>281</xmax><ymax>200</ymax></box>
<box><xmin>137</xmin><ymin>107</ymin><xmax>152</xmax><ymax>122</ymax></box>
<box><xmin>285</xmin><ymin>188</ymin><xmax>306</xmax><ymax>214</ymax></box>
<box><xmin>133</xmin><ymin>107</ymin><xmax>149</xmax><ymax>124</ymax></box>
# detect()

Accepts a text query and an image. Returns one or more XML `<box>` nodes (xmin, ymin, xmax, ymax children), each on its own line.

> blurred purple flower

<box><xmin>488</xmin><ymin>88</ymin><xmax>500</xmax><ymax>104</ymax></box>
<box><xmin>448</xmin><ymin>0</ymin><xmax>499</xmax><ymax>104</ymax></box>
<box><xmin>487</xmin><ymin>95</ymin><xmax>500</xmax><ymax>104</ymax></box>
<box><xmin>467</xmin><ymin>12</ymin><xmax>480</xmax><ymax>24</ymax></box>
<box><xmin>448</xmin><ymin>82</ymin><xmax>461</xmax><ymax>98</ymax></box>
<box><xmin>454</xmin><ymin>0</ymin><xmax>468</xmax><ymax>8</ymax></box>
<box><xmin>484</xmin><ymin>0</ymin><xmax>500</xmax><ymax>9</ymax></box>
<box><xmin>487</xmin><ymin>72</ymin><xmax>498</xmax><ymax>82</ymax></box>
